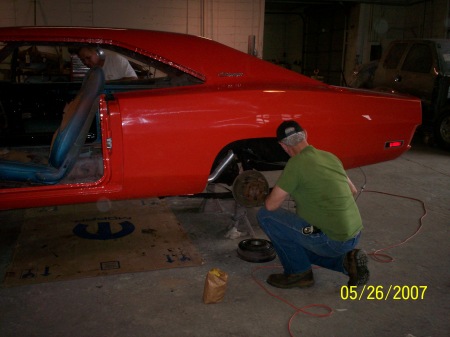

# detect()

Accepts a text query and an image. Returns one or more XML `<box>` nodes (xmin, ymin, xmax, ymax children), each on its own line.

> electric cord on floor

<box><xmin>251</xmin><ymin>265</ymin><xmax>333</xmax><ymax>337</ymax></box>
<box><xmin>250</xmin><ymin>167</ymin><xmax>428</xmax><ymax>337</ymax></box>
<box><xmin>355</xmin><ymin>167</ymin><xmax>428</xmax><ymax>263</ymax></box>
<box><xmin>359</xmin><ymin>188</ymin><xmax>427</xmax><ymax>263</ymax></box>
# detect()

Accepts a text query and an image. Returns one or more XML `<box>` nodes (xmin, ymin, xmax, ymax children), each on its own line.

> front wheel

<box><xmin>434</xmin><ymin>112</ymin><xmax>450</xmax><ymax>150</ymax></box>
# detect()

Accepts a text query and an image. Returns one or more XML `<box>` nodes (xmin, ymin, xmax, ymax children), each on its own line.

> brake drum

<box><xmin>232</xmin><ymin>170</ymin><xmax>275</xmax><ymax>263</ymax></box>
<box><xmin>232</xmin><ymin>170</ymin><xmax>269</xmax><ymax>207</ymax></box>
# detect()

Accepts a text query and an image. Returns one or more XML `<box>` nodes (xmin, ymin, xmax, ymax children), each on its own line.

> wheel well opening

<box><xmin>210</xmin><ymin>138</ymin><xmax>289</xmax><ymax>185</ymax></box>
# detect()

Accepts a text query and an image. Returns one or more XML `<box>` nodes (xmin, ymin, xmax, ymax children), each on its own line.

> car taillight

<box><xmin>385</xmin><ymin>140</ymin><xmax>404</xmax><ymax>148</ymax></box>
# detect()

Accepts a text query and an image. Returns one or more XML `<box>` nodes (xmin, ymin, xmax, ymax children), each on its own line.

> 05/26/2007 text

<box><xmin>340</xmin><ymin>285</ymin><xmax>427</xmax><ymax>301</ymax></box>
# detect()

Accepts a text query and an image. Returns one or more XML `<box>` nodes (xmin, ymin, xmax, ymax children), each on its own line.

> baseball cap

<box><xmin>276</xmin><ymin>120</ymin><xmax>304</xmax><ymax>141</ymax></box>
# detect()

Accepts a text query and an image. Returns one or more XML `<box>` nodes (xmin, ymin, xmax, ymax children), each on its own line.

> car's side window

<box><xmin>0</xmin><ymin>43</ymin><xmax>12</xmax><ymax>81</ymax></box>
<box><xmin>0</xmin><ymin>42</ymin><xmax>203</xmax><ymax>88</ymax></box>
<box><xmin>437</xmin><ymin>43</ymin><xmax>450</xmax><ymax>73</ymax></box>
<box><xmin>10</xmin><ymin>45</ymin><xmax>73</xmax><ymax>83</ymax></box>
<box><xmin>0</xmin><ymin>43</ymin><xmax>91</xmax><ymax>147</ymax></box>
<box><xmin>71</xmin><ymin>45</ymin><xmax>204</xmax><ymax>89</ymax></box>
<box><xmin>383</xmin><ymin>43</ymin><xmax>408</xmax><ymax>69</ymax></box>
<box><xmin>401</xmin><ymin>44</ymin><xmax>433</xmax><ymax>74</ymax></box>
<box><xmin>116</xmin><ymin>47</ymin><xmax>204</xmax><ymax>88</ymax></box>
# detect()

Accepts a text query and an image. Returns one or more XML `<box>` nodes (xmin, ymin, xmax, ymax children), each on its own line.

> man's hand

<box><xmin>264</xmin><ymin>185</ymin><xmax>289</xmax><ymax>211</ymax></box>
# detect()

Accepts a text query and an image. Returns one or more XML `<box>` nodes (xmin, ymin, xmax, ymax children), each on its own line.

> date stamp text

<box><xmin>340</xmin><ymin>285</ymin><xmax>427</xmax><ymax>301</ymax></box>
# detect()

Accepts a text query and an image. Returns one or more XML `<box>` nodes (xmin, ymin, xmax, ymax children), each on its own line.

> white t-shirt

<box><xmin>102</xmin><ymin>51</ymin><xmax>137</xmax><ymax>81</ymax></box>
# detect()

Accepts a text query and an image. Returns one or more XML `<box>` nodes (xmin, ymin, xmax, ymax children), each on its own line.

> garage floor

<box><xmin>0</xmin><ymin>138</ymin><xmax>449</xmax><ymax>337</ymax></box>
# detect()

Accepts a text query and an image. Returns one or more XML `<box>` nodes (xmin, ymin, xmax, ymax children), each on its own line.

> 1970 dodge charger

<box><xmin>0</xmin><ymin>27</ymin><xmax>421</xmax><ymax>210</ymax></box>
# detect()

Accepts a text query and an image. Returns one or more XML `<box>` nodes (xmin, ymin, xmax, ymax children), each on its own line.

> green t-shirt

<box><xmin>276</xmin><ymin>145</ymin><xmax>362</xmax><ymax>241</ymax></box>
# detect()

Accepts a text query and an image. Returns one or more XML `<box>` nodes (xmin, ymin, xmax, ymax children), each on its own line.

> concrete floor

<box><xmin>0</xmin><ymin>138</ymin><xmax>449</xmax><ymax>337</ymax></box>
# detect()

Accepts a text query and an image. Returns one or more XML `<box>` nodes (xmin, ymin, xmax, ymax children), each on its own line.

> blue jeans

<box><xmin>257</xmin><ymin>207</ymin><xmax>360</xmax><ymax>275</ymax></box>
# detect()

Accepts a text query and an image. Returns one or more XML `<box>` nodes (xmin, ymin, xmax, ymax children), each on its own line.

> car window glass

<box><xmin>72</xmin><ymin>45</ymin><xmax>204</xmax><ymax>88</ymax></box>
<box><xmin>437</xmin><ymin>42</ymin><xmax>450</xmax><ymax>74</ymax></box>
<box><xmin>0</xmin><ymin>42</ymin><xmax>11</xmax><ymax>81</ymax></box>
<box><xmin>0</xmin><ymin>44</ymin><xmax>73</xmax><ymax>83</ymax></box>
<box><xmin>0</xmin><ymin>42</ymin><xmax>203</xmax><ymax>88</ymax></box>
<box><xmin>117</xmin><ymin>48</ymin><xmax>204</xmax><ymax>87</ymax></box>
<box><xmin>401</xmin><ymin>44</ymin><xmax>432</xmax><ymax>73</ymax></box>
<box><xmin>17</xmin><ymin>45</ymin><xmax>72</xmax><ymax>83</ymax></box>
<box><xmin>383</xmin><ymin>43</ymin><xmax>407</xmax><ymax>69</ymax></box>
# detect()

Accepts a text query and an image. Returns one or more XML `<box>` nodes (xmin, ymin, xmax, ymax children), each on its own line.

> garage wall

<box><xmin>0</xmin><ymin>0</ymin><xmax>265</xmax><ymax>56</ymax></box>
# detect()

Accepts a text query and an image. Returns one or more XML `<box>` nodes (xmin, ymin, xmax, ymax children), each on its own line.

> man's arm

<box><xmin>264</xmin><ymin>185</ymin><xmax>289</xmax><ymax>211</ymax></box>
<box><xmin>347</xmin><ymin>176</ymin><xmax>358</xmax><ymax>196</ymax></box>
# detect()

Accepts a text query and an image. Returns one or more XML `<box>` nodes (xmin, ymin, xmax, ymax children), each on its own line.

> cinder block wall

<box><xmin>0</xmin><ymin>0</ymin><xmax>265</xmax><ymax>56</ymax></box>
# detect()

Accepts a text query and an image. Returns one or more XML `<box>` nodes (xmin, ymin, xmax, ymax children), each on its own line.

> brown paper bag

<box><xmin>203</xmin><ymin>268</ymin><xmax>228</xmax><ymax>304</ymax></box>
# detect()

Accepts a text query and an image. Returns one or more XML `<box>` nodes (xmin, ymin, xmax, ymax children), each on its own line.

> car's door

<box><xmin>373</xmin><ymin>41</ymin><xmax>408</xmax><ymax>91</ymax></box>
<box><xmin>395</xmin><ymin>42</ymin><xmax>436</xmax><ymax>105</ymax></box>
<box><xmin>0</xmin><ymin>40</ymin><xmax>205</xmax><ymax>209</ymax></box>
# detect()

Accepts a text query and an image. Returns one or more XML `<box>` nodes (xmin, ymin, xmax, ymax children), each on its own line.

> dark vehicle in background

<box><xmin>370</xmin><ymin>39</ymin><xmax>450</xmax><ymax>150</ymax></box>
<box><xmin>348</xmin><ymin>60</ymin><xmax>378</xmax><ymax>89</ymax></box>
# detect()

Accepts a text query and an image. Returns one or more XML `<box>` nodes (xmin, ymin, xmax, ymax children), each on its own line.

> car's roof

<box><xmin>0</xmin><ymin>26</ymin><xmax>324</xmax><ymax>87</ymax></box>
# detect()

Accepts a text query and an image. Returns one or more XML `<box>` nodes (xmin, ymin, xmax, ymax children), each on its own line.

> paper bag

<box><xmin>203</xmin><ymin>268</ymin><xmax>228</xmax><ymax>304</ymax></box>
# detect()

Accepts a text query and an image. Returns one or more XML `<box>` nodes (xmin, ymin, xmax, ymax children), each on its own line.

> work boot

<box><xmin>344</xmin><ymin>249</ymin><xmax>369</xmax><ymax>286</ymax></box>
<box><xmin>267</xmin><ymin>269</ymin><xmax>314</xmax><ymax>289</ymax></box>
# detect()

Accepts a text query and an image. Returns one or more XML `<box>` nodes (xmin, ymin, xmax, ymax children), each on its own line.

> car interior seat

<box><xmin>0</xmin><ymin>66</ymin><xmax>105</xmax><ymax>185</ymax></box>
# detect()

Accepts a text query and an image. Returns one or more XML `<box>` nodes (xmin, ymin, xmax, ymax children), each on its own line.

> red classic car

<box><xmin>0</xmin><ymin>27</ymin><xmax>421</xmax><ymax>210</ymax></box>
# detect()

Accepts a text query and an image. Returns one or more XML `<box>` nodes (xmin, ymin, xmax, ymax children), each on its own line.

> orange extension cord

<box><xmin>251</xmin><ymin>265</ymin><xmax>333</xmax><ymax>337</ymax></box>
<box><xmin>251</xmin><ymin>174</ymin><xmax>428</xmax><ymax>337</ymax></box>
